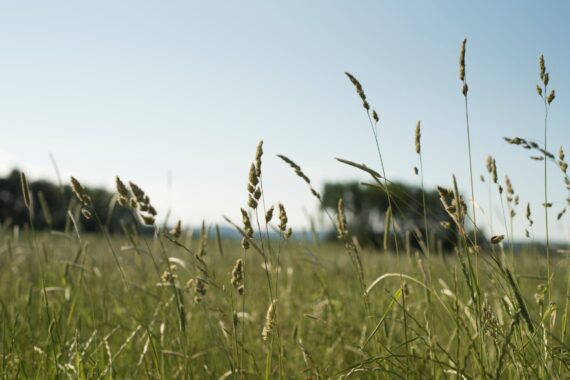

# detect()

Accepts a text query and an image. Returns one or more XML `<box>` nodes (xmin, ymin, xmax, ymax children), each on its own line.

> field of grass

<box><xmin>0</xmin><ymin>228</ymin><xmax>568</xmax><ymax>379</ymax></box>
<box><xmin>1</xmin><ymin>41</ymin><xmax>569</xmax><ymax>379</ymax></box>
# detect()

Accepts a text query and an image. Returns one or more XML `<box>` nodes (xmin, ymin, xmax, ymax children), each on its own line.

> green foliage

<box><xmin>0</xmin><ymin>169</ymin><xmax>135</xmax><ymax>233</ymax></box>
<box><xmin>321</xmin><ymin>180</ymin><xmax>457</xmax><ymax>249</ymax></box>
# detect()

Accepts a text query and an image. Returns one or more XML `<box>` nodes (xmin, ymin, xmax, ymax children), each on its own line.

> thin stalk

<box><xmin>463</xmin><ymin>93</ymin><xmax>477</xmax><ymax>248</ymax></box>
<box><xmin>93</xmin><ymin>213</ymin><xmax>128</xmax><ymax>288</ymax></box>
<box><xmin>366</xmin><ymin>113</ymin><xmax>409</xmax><ymax>376</ymax></box>
<box><xmin>419</xmin><ymin>153</ymin><xmax>430</xmax><ymax>257</ymax></box>
<box><xmin>543</xmin><ymin>95</ymin><xmax>551</xmax><ymax>304</ymax></box>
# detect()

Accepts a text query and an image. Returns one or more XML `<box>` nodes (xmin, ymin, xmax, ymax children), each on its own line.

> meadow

<box><xmin>1</xmin><ymin>40</ymin><xmax>569</xmax><ymax>379</ymax></box>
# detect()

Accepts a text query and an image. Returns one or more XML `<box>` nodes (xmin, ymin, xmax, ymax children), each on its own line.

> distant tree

<box><xmin>0</xmin><ymin>169</ymin><xmax>135</xmax><ymax>233</ymax></box>
<box><xmin>321</xmin><ymin>180</ymin><xmax>466</xmax><ymax>251</ymax></box>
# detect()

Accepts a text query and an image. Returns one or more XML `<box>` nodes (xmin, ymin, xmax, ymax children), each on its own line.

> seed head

<box><xmin>336</xmin><ymin>198</ymin><xmax>349</xmax><ymax>239</ymax></box>
<box><xmin>559</xmin><ymin>146</ymin><xmax>568</xmax><ymax>173</ymax></box>
<box><xmin>231</xmin><ymin>259</ymin><xmax>244</xmax><ymax>290</ymax></box>
<box><xmin>490</xmin><ymin>235</ymin><xmax>504</xmax><ymax>244</ymax></box>
<box><xmin>547</xmin><ymin>90</ymin><xmax>555</xmax><ymax>104</ymax></box>
<box><xmin>255</xmin><ymin>140</ymin><xmax>263</xmax><ymax>177</ymax></box>
<box><xmin>129</xmin><ymin>182</ymin><xmax>146</xmax><ymax>204</ymax></box>
<box><xmin>505</xmin><ymin>176</ymin><xmax>514</xmax><ymax>195</ymax></box>
<box><xmin>194</xmin><ymin>277</ymin><xmax>207</xmax><ymax>303</ymax></box>
<box><xmin>70</xmin><ymin>176</ymin><xmax>92</xmax><ymax>207</ymax></box>
<box><xmin>459</xmin><ymin>38</ymin><xmax>467</xmax><ymax>82</ymax></box>
<box><xmin>248</xmin><ymin>163</ymin><xmax>259</xmax><ymax>188</ymax></box>
<box><xmin>116</xmin><ymin>176</ymin><xmax>130</xmax><ymax>198</ymax></box>
<box><xmin>539</xmin><ymin>54</ymin><xmax>546</xmax><ymax>83</ymax></box>
<box><xmin>277</xmin><ymin>203</ymin><xmax>288</xmax><ymax>231</ymax></box>
<box><xmin>142</xmin><ymin>215</ymin><xmax>155</xmax><ymax>226</ymax></box>
<box><xmin>491</xmin><ymin>159</ymin><xmax>498</xmax><ymax>184</ymax></box>
<box><xmin>277</xmin><ymin>155</ymin><xmax>321</xmax><ymax>200</ymax></box>
<box><xmin>265</xmin><ymin>205</ymin><xmax>274</xmax><ymax>223</ymax></box>
<box><xmin>345</xmin><ymin>72</ymin><xmax>370</xmax><ymax>111</ymax></box>
<box><xmin>247</xmin><ymin>195</ymin><xmax>258</xmax><ymax>209</ymax></box>
<box><xmin>170</xmin><ymin>220</ymin><xmax>182</xmax><ymax>238</ymax></box>
<box><xmin>240</xmin><ymin>208</ymin><xmax>253</xmax><ymax>249</ymax></box>
<box><xmin>241</xmin><ymin>237</ymin><xmax>250</xmax><ymax>250</ymax></box>
<box><xmin>161</xmin><ymin>264</ymin><xmax>178</xmax><ymax>284</ymax></box>
<box><xmin>262</xmin><ymin>299</ymin><xmax>278</xmax><ymax>341</ymax></box>
<box><xmin>415</xmin><ymin>121</ymin><xmax>421</xmax><ymax>154</ymax></box>
<box><xmin>486</xmin><ymin>156</ymin><xmax>493</xmax><ymax>174</ymax></box>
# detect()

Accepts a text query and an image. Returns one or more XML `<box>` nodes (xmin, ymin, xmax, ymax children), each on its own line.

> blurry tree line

<box><xmin>320</xmin><ymin>181</ymin><xmax>478</xmax><ymax>252</ymax></box>
<box><xmin>0</xmin><ymin>169</ymin><xmax>476</xmax><ymax>250</ymax></box>
<box><xmin>0</xmin><ymin>169</ymin><xmax>134</xmax><ymax>233</ymax></box>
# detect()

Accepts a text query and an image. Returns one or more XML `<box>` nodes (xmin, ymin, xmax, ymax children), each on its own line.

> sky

<box><xmin>0</xmin><ymin>1</ymin><xmax>569</xmax><ymax>242</ymax></box>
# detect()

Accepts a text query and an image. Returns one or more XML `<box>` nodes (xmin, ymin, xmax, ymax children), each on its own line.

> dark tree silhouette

<box><xmin>321</xmin><ymin>181</ymin><xmax>468</xmax><ymax>251</ymax></box>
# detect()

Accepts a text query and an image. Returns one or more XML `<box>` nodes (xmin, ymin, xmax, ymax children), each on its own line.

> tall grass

<box><xmin>0</xmin><ymin>41</ymin><xmax>569</xmax><ymax>380</ymax></box>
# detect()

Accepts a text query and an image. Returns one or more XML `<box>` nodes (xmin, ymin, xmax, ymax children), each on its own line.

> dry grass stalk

<box><xmin>277</xmin><ymin>155</ymin><xmax>321</xmax><ymax>200</ymax></box>
<box><xmin>70</xmin><ymin>176</ymin><xmax>92</xmax><ymax>208</ymax></box>
<box><xmin>20</xmin><ymin>172</ymin><xmax>31</xmax><ymax>209</ymax></box>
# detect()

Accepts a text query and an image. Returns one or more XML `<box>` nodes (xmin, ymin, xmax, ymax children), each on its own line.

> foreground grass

<box><xmin>0</xmin><ymin>228</ymin><xmax>568</xmax><ymax>379</ymax></box>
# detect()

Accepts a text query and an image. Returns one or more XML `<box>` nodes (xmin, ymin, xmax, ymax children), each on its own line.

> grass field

<box><xmin>0</xmin><ymin>228</ymin><xmax>568</xmax><ymax>379</ymax></box>
<box><xmin>1</xmin><ymin>41</ymin><xmax>569</xmax><ymax>379</ymax></box>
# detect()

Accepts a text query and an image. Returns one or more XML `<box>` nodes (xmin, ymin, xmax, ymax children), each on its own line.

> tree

<box><xmin>0</xmin><ymin>169</ymin><xmax>135</xmax><ymax>233</ymax></box>
<box><xmin>321</xmin><ymin>180</ymin><xmax>460</xmax><ymax>251</ymax></box>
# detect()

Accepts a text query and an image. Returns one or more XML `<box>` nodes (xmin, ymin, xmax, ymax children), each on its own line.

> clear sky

<box><xmin>1</xmin><ymin>1</ymin><xmax>569</xmax><ymax>241</ymax></box>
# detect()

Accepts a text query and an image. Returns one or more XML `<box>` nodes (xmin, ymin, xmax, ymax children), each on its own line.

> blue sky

<box><xmin>1</xmin><ymin>1</ymin><xmax>569</xmax><ymax>241</ymax></box>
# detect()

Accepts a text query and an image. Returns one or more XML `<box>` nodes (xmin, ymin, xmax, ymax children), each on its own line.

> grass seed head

<box><xmin>505</xmin><ymin>176</ymin><xmax>514</xmax><ymax>195</ymax></box>
<box><xmin>539</xmin><ymin>54</ymin><xmax>546</xmax><ymax>83</ymax></box>
<box><xmin>70</xmin><ymin>176</ymin><xmax>92</xmax><ymax>207</ymax></box>
<box><xmin>526</xmin><ymin>203</ymin><xmax>533</xmax><ymax>226</ymax></box>
<box><xmin>547</xmin><ymin>89</ymin><xmax>555</xmax><ymax>104</ymax></box>
<box><xmin>255</xmin><ymin>140</ymin><xmax>263</xmax><ymax>177</ymax></box>
<box><xmin>336</xmin><ymin>198</ymin><xmax>349</xmax><ymax>239</ymax></box>
<box><xmin>415</xmin><ymin>121</ymin><xmax>421</xmax><ymax>154</ymax></box>
<box><xmin>558</xmin><ymin>146</ymin><xmax>568</xmax><ymax>173</ymax></box>
<box><xmin>262</xmin><ymin>299</ymin><xmax>278</xmax><ymax>341</ymax></box>
<box><xmin>194</xmin><ymin>277</ymin><xmax>207</xmax><ymax>303</ymax></box>
<box><xmin>129</xmin><ymin>181</ymin><xmax>146</xmax><ymax>204</ymax></box>
<box><xmin>170</xmin><ymin>220</ymin><xmax>182</xmax><ymax>238</ymax></box>
<box><xmin>115</xmin><ymin>176</ymin><xmax>129</xmax><ymax>198</ymax></box>
<box><xmin>345</xmin><ymin>72</ymin><xmax>370</xmax><ymax>111</ymax></box>
<box><xmin>491</xmin><ymin>159</ymin><xmax>498</xmax><ymax>183</ymax></box>
<box><xmin>265</xmin><ymin>205</ymin><xmax>274</xmax><ymax>223</ymax></box>
<box><xmin>231</xmin><ymin>259</ymin><xmax>244</xmax><ymax>290</ymax></box>
<box><xmin>459</xmin><ymin>38</ymin><xmax>467</xmax><ymax>82</ymax></box>
<box><xmin>278</xmin><ymin>203</ymin><xmax>288</xmax><ymax>232</ymax></box>
<box><xmin>490</xmin><ymin>235</ymin><xmax>505</xmax><ymax>244</ymax></box>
